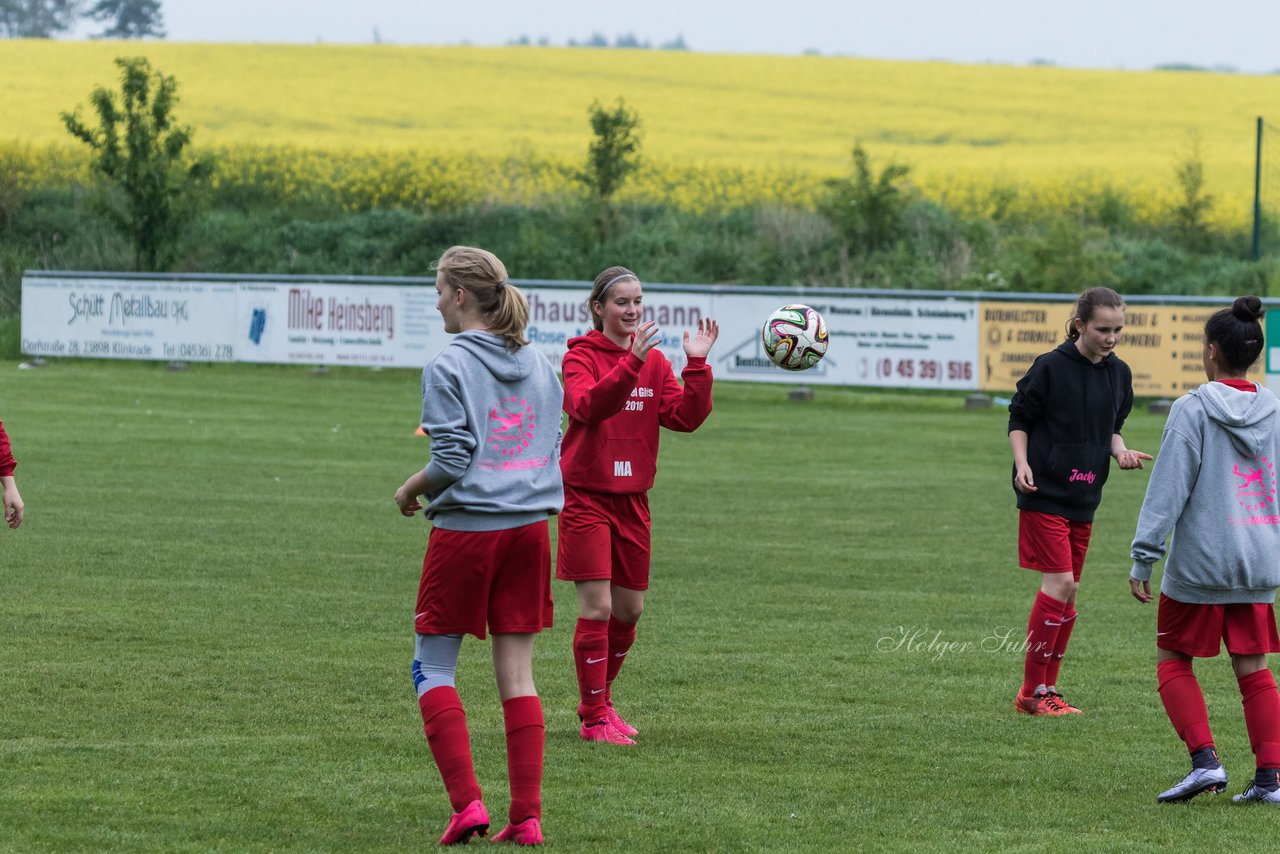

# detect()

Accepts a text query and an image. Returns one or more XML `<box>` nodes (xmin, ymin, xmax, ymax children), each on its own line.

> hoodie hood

<box><xmin>567</xmin><ymin>328</ymin><xmax>626</xmax><ymax>356</ymax></box>
<box><xmin>1192</xmin><ymin>381</ymin><xmax>1280</xmax><ymax>457</ymax></box>
<box><xmin>449</xmin><ymin>330</ymin><xmax>531</xmax><ymax>383</ymax></box>
<box><xmin>1055</xmin><ymin>340</ymin><xmax>1116</xmax><ymax>369</ymax></box>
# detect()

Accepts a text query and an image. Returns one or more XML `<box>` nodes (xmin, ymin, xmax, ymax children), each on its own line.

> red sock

<box><xmin>1044</xmin><ymin>607</ymin><xmax>1077</xmax><ymax>688</ymax></box>
<box><xmin>1157</xmin><ymin>659</ymin><xmax>1215</xmax><ymax>753</ymax></box>
<box><xmin>573</xmin><ymin>618</ymin><xmax>609</xmax><ymax>722</ymax></box>
<box><xmin>418</xmin><ymin>686</ymin><xmax>482</xmax><ymax>811</ymax></box>
<box><xmin>1021</xmin><ymin>590</ymin><xmax>1066</xmax><ymax>696</ymax></box>
<box><xmin>605</xmin><ymin>616</ymin><xmax>637</xmax><ymax>704</ymax></box>
<box><xmin>1239</xmin><ymin>668</ymin><xmax>1280</xmax><ymax>769</ymax></box>
<box><xmin>502</xmin><ymin>695</ymin><xmax>544</xmax><ymax>824</ymax></box>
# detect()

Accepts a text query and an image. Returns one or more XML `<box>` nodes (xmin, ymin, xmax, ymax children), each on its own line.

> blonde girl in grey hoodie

<box><xmin>394</xmin><ymin>246</ymin><xmax>563</xmax><ymax>845</ymax></box>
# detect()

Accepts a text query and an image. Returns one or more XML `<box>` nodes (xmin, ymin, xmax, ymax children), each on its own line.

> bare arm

<box><xmin>1111</xmin><ymin>433</ymin><xmax>1154</xmax><ymax>470</ymax></box>
<box><xmin>2</xmin><ymin>475</ymin><xmax>22</xmax><ymax>529</ymax></box>
<box><xmin>394</xmin><ymin>469</ymin><xmax>436</xmax><ymax>517</ymax></box>
<box><xmin>1009</xmin><ymin>430</ymin><xmax>1036</xmax><ymax>494</ymax></box>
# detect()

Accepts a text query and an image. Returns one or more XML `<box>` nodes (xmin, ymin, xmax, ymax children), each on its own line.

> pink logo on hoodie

<box><xmin>1234</xmin><ymin>456</ymin><xmax>1277</xmax><ymax>513</ymax></box>
<box><xmin>489</xmin><ymin>397</ymin><xmax>535</xmax><ymax>456</ymax></box>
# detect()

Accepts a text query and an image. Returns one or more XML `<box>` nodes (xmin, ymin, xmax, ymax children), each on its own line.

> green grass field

<box><xmin>2</xmin><ymin>360</ymin><xmax>1278</xmax><ymax>851</ymax></box>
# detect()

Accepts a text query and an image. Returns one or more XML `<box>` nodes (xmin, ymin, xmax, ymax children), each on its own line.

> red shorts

<box><xmin>414</xmin><ymin>521</ymin><xmax>553</xmax><ymax>640</ymax></box>
<box><xmin>1018</xmin><ymin>510</ymin><xmax>1092</xmax><ymax>580</ymax></box>
<box><xmin>555</xmin><ymin>484</ymin><xmax>651</xmax><ymax>591</ymax></box>
<box><xmin>1157</xmin><ymin>593</ymin><xmax>1280</xmax><ymax>658</ymax></box>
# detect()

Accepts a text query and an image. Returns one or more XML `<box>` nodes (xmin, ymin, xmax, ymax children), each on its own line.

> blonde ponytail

<box><xmin>433</xmin><ymin>246</ymin><xmax>529</xmax><ymax>350</ymax></box>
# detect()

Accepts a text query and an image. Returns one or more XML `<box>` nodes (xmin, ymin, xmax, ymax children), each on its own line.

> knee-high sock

<box><xmin>1021</xmin><ymin>590</ymin><xmax>1067</xmax><ymax>696</ymax></box>
<box><xmin>1157</xmin><ymin>658</ymin><xmax>1215</xmax><ymax>753</ymax></box>
<box><xmin>1239</xmin><ymin>668</ymin><xmax>1280</xmax><ymax>769</ymax></box>
<box><xmin>502</xmin><ymin>695</ymin><xmax>544</xmax><ymax>824</ymax></box>
<box><xmin>419</xmin><ymin>686</ymin><xmax>482</xmax><ymax>811</ymax></box>
<box><xmin>1044</xmin><ymin>607</ymin><xmax>1077</xmax><ymax>688</ymax></box>
<box><xmin>573</xmin><ymin>618</ymin><xmax>609</xmax><ymax>722</ymax></box>
<box><xmin>605</xmin><ymin>616</ymin><xmax>637</xmax><ymax>704</ymax></box>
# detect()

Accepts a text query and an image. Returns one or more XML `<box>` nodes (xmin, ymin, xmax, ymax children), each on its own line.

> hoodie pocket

<box><xmin>1043</xmin><ymin>443</ymin><xmax>1111</xmax><ymax>507</ymax></box>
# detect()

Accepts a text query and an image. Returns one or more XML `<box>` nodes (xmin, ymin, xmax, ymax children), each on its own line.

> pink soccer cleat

<box><xmin>438</xmin><ymin>798</ymin><xmax>489</xmax><ymax>845</ymax></box>
<box><xmin>1045</xmin><ymin>691</ymin><xmax>1083</xmax><ymax>714</ymax></box>
<box><xmin>493</xmin><ymin>816</ymin><xmax>543</xmax><ymax>845</ymax></box>
<box><xmin>604</xmin><ymin>703</ymin><xmax>638</xmax><ymax>737</ymax></box>
<box><xmin>1014</xmin><ymin>689</ymin><xmax>1069</xmax><ymax>717</ymax></box>
<box><xmin>580</xmin><ymin>718</ymin><xmax>635</xmax><ymax>746</ymax></box>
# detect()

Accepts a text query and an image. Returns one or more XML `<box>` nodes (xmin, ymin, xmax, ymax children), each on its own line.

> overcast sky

<box><xmin>88</xmin><ymin>0</ymin><xmax>1280</xmax><ymax>74</ymax></box>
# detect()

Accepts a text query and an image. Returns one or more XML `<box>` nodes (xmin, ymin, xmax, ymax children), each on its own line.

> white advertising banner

<box><xmin>234</xmin><ymin>281</ymin><xmax>437</xmax><ymax>367</ymax></box>
<box><xmin>706</xmin><ymin>293</ymin><xmax>977</xmax><ymax>389</ymax></box>
<box><xmin>20</xmin><ymin>273</ymin><xmax>978</xmax><ymax>390</ymax></box>
<box><xmin>21</xmin><ymin>275</ymin><xmax>239</xmax><ymax>362</ymax></box>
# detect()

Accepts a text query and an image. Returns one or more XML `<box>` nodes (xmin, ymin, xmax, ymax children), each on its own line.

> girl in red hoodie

<box><xmin>557</xmin><ymin>265</ymin><xmax>718</xmax><ymax>744</ymax></box>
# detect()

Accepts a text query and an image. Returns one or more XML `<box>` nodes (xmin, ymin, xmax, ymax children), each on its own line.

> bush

<box><xmin>0</xmin><ymin>172</ymin><xmax>1275</xmax><ymax>306</ymax></box>
<box><xmin>0</xmin><ymin>313</ymin><xmax>18</xmax><ymax>360</ymax></box>
<box><xmin>1000</xmin><ymin>217</ymin><xmax>1120</xmax><ymax>293</ymax></box>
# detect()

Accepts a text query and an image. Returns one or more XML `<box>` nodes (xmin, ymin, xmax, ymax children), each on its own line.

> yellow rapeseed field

<box><xmin>2</xmin><ymin>40</ymin><xmax>1277</xmax><ymax>225</ymax></box>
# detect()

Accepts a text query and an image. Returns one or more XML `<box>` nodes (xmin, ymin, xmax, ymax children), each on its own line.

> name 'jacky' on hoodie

<box><xmin>419</xmin><ymin>330</ymin><xmax>564</xmax><ymax>532</ymax></box>
<box><xmin>1131</xmin><ymin>381</ymin><xmax>1280</xmax><ymax>604</ymax></box>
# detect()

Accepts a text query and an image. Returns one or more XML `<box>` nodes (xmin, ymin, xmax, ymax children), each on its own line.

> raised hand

<box><xmin>683</xmin><ymin>317</ymin><xmax>719</xmax><ymax>360</ymax></box>
<box><xmin>630</xmin><ymin>321</ymin><xmax>661</xmax><ymax>362</ymax></box>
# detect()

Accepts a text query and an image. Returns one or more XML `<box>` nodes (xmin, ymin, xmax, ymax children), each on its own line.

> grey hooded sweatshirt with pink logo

<box><xmin>1131</xmin><ymin>381</ymin><xmax>1280</xmax><ymax>604</ymax></box>
<box><xmin>419</xmin><ymin>330</ymin><xmax>564</xmax><ymax>532</ymax></box>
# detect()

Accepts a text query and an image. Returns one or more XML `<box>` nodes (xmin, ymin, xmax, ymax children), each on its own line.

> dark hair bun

<box><xmin>1232</xmin><ymin>295</ymin><xmax>1264</xmax><ymax>323</ymax></box>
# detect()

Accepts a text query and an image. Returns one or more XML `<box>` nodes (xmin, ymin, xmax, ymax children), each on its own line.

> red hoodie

<box><xmin>0</xmin><ymin>420</ymin><xmax>15</xmax><ymax>477</ymax></box>
<box><xmin>561</xmin><ymin>330</ymin><xmax>713</xmax><ymax>493</ymax></box>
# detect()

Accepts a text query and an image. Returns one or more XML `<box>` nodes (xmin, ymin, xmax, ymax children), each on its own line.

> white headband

<box><xmin>601</xmin><ymin>275</ymin><xmax>637</xmax><ymax>291</ymax></box>
<box><xmin>600</xmin><ymin>272</ymin><xmax>639</xmax><ymax>294</ymax></box>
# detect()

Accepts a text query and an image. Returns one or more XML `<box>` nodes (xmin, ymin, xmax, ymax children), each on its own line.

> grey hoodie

<box><xmin>419</xmin><ymin>330</ymin><xmax>564</xmax><ymax>532</ymax></box>
<box><xmin>1131</xmin><ymin>381</ymin><xmax>1280</xmax><ymax>604</ymax></box>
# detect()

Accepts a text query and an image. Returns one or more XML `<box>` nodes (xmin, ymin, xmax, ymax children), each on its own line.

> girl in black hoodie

<box><xmin>1009</xmin><ymin>287</ymin><xmax>1152</xmax><ymax>716</ymax></box>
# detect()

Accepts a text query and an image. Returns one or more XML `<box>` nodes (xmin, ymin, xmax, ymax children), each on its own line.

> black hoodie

<box><xmin>1007</xmin><ymin>341</ymin><xmax>1134</xmax><ymax>522</ymax></box>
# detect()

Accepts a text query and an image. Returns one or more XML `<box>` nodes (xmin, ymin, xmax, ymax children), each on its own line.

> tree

<box><xmin>62</xmin><ymin>57</ymin><xmax>213</xmax><ymax>271</ymax></box>
<box><xmin>579</xmin><ymin>98</ymin><xmax>642</xmax><ymax>204</ymax></box>
<box><xmin>0</xmin><ymin>0</ymin><xmax>80</xmax><ymax>38</ymax></box>
<box><xmin>818</xmin><ymin>143</ymin><xmax>912</xmax><ymax>257</ymax></box>
<box><xmin>578</xmin><ymin>98</ymin><xmax>642</xmax><ymax>245</ymax></box>
<box><xmin>87</xmin><ymin>0</ymin><xmax>163</xmax><ymax>38</ymax></box>
<box><xmin>1171</xmin><ymin>137</ymin><xmax>1215</xmax><ymax>253</ymax></box>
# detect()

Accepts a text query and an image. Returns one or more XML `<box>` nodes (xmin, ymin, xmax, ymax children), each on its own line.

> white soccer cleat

<box><xmin>1233</xmin><ymin>784</ymin><xmax>1280</xmax><ymax>804</ymax></box>
<box><xmin>1157</xmin><ymin>766</ymin><xmax>1227</xmax><ymax>803</ymax></box>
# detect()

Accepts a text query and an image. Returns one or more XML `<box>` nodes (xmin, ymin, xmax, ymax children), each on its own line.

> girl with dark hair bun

<box><xmin>1008</xmin><ymin>286</ymin><xmax>1152</xmax><ymax>716</ymax></box>
<box><xmin>1202</xmin><ymin>295</ymin><xmax>1266</xmax><ymax>375</ymax></box>
<box><xmin>1131</xmin><ymin>295</ymin><xmax>1280</xmax><ymax>805</ymax></box>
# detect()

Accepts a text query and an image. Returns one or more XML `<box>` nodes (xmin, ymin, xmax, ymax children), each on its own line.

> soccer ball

<box><xmin>761</xmin><ymin>304</ymin><xmax>829</xmax><ymax>371</ymax></box>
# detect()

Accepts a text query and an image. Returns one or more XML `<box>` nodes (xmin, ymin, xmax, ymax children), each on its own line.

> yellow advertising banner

<box><xmin>978</xmin><ymin>301</ymin><xmax>1218</xmax><ymax>396</ymax></box>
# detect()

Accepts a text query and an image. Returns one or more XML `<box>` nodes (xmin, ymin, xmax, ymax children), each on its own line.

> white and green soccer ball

<box><xmin>761</xmin><ymin>304</ymin><xmax>829</xmax><ymax>371</ymax></box>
